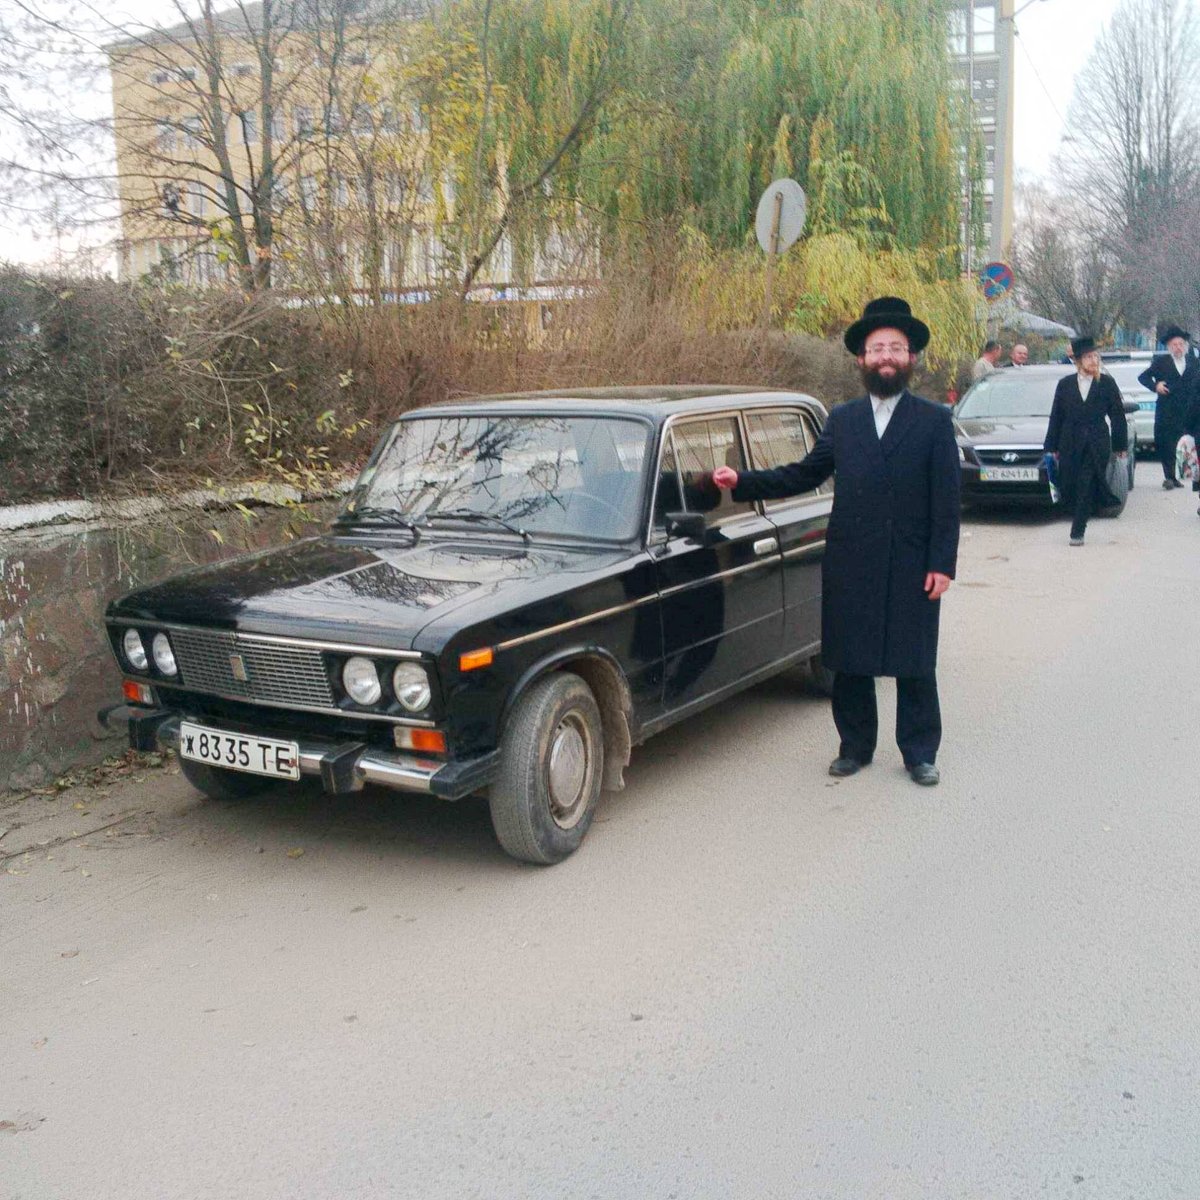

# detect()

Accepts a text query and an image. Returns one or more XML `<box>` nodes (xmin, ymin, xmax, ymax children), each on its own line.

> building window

<box><xmin>300</xmin><ymin>175</ymin><xmax>318</xmax><ymax>210</ymax></box>
<box><xmin>232</xmin><ymin>62</ymin><xmax>255</xmax><ymax>78</ymax></box>
<box><xmin>973</xmin><ymin>4</ymin><xmax>996</xmax><ymax>54</ymax></box>
<box><xmin>182</xmin><ymin>115</ymin><xmax>202</xmax><ymax>148</ymax></box>
<box><xmin>149</xmin><ymin>69</ymin><xmax>172</xmax><ymax>85</ymax></box>
<box><xmin>269</xmin><ymin>109</ymin><xmax>286</xmax><ymax>142</ymax></box>
<box><xmin>352</xmin><ymin>104</ymin><xmax>372</xmax><ymax>136</ymax></box>
<box><xmin>294</xmin><ymin>106</ymin><xmax>314</xmax><ymax>137</ymax></box>
<box><xmin>189</xmin><ymin>181</ymin><xmax>206</xmax><ymax>218</ymax></box>
<box><xmin>947</xmin><ymin>9</ymin><xmax>968</xmax><ymax>55</ymax></box>
<box><xmin>176</xmin><ymin>66</ymin><xmax>199</xmax><ymax>83</ymax></box>
<box><xmin>156</xmin><ymin>120</ymin><xmax>176</xmax><ymax>153</ymax></box>
<box><xmin>240</xmin><ymin>109</ymin><xmax>258</xmax><ymax>144</ymax></box>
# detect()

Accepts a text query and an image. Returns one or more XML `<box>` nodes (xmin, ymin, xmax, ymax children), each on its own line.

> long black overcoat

<box><xmin>732</xmin><ymin>392</ymin><xmax>960</xmax><ymax>679</ymax></box>
<box><xmin>1137</xmin><ymin>352</ymin><xmax>1199</xmax><ymax>450</ymax></box>
<box><xmin>1043</xmin><ymin>373</ymin><xmax>1128</xmax><ymax>509</ymax></box>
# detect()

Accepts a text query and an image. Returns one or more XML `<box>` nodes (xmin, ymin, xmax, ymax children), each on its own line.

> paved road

<box><xmin>5</xmin><ymin>481</ymin><xmax>1200</xmax><ymax>1200</ymax></box>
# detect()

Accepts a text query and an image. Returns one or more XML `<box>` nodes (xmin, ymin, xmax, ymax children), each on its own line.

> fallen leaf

<box><xmin>286</xmin><ymin>847</ymin><xmax>305</xmax><ymax>859</ymax></box>
<box><xmin>31</xmin><ymin>1038</ymin><xmax>47</xmax><ymax>1049</ymax></box>
<box><xmin>60</xmin><ymin>949</ymin><xmax>79</xmax><ymax>959</ymax></box>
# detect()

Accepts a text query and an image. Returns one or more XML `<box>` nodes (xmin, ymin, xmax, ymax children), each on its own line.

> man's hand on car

<box><xmin>712</xmin><ymin>466</ymin><xmax>739</xmax><ymax>490</ymax></box>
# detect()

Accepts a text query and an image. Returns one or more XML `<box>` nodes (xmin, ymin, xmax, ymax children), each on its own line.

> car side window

<box><xmin>653</xmin><ymin>436</ymin><xmax>684</xmax><ymax>528</ymax></box>
<box><xmin>670</xmin><ymin>417</ymin><xmax>755</xmax><ymax>522</ymax></box>
<box><xmin>746</xmin><ymin>409</ymin><xmax>831</xmax><ymax>500</ymax></box>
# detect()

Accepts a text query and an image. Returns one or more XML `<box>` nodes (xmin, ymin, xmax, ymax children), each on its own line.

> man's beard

<box><xmin>861</xmin><ymin>361</ymin><xmax>915</xmax><ymax>399</ymax></box>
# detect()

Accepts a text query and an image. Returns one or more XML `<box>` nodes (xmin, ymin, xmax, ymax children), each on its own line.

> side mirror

<box><xmin>1122</xmin><ymin>400</ymin><xmax>1140</xmax><ymax>414</ymax></box>
<box><xmin>666</xmin><ymin>512</ymin><xmax>707</xmax><ymax>542</ymax></box>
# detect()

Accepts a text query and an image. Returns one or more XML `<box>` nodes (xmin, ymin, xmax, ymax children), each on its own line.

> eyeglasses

<box><xmin>863</xmin><ymin>342</ymin><xmax>911</xmax><ymax>357</ymax></box>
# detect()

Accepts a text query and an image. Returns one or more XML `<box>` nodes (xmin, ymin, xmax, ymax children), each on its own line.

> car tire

<box><xmin>488</xmin><ymin>673</ymin><xmax>603</xmax><ymax>865</ymax></box>
<box><xmin>178</xmin><ymin>753</ymin><xmax>280</xmax><ymax>801</ymax></box>
<box><xmin>1127</xmin><ymin>453</ymin><xmax>1136</xmax><ymax>490</ymax></box>
<box><xmin>806</xmin><ymin>652</ymin><xmax>835</xmax><ymax>697</ymax></box>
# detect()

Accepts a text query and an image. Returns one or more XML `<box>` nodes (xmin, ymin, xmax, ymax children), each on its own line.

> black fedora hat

<box><xmin>843</xmin><ymin>296</ymin><xmax>930</xmax><ymax>354</ymax></box>
<box><xmin>1160</xmin><ymin>324</ymin><xmax>1191</xmax><ymax>344</ymax></box>
<box><xmin>1070</xmin><ymin>335</ymin><xmax>1096</xmax><ymax>358</ymax></box>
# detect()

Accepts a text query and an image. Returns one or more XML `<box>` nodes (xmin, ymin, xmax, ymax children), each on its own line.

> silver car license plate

<box><xmin>179</xmin><ymin>721</ymin><xmax>300</xmax><ymax>780</ymax></box>
<box><xmin>980</xmin><ymin>466</ymin><xmax>1039</xmax><ymax>482</ymax></box>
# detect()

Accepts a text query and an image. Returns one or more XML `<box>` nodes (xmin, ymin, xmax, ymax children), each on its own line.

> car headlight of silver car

<box><xmin>343</xmin><ymin>656</ymin><xmax>382</xmax><ymax>705</ymax></box>
<box><xmin>122</xmin><ymin>628</ymin><xmax>149</xmax><ymax>671</ymax></box>
<box><xmin>392</xmin><ymin>662</ymin><xmax>432</xmax><ymax>712</ymax></box>
<box><xmin>151</xmin><ymin>632</ymin><xmax>178</xmax><ymax>676</ymax></box>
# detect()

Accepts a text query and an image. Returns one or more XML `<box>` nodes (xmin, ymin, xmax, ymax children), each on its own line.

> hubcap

<box><xmin>547</xmin><ymin>712</ymin><xmax>590</xmax><ymax>829</ymax></box>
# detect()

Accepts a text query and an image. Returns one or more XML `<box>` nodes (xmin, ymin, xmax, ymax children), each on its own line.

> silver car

<box><xmin>1103</xmin><ymin>353</ymin><xmax>1161</xmax><ymax>452</ymax></box>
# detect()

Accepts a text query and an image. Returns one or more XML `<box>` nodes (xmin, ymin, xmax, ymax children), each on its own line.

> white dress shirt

<box><xmin>1172</xmin><ymin>354</ymin><xmax>1187</xmax><ymax>376</ymax></box>
<box><xmin>1077</xmin><ymin>373</ymin><xmax>1094</xmax><ymax>399</ymax></box>
<box><xmin>871</xmin><ymin>393</ymin><xmax>900</xmax><ymax>439</ymax></box>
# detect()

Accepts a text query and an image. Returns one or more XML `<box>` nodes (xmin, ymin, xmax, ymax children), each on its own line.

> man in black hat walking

<box><xmin>1137</xmin><ymin>326</ymin><xmax>1197</xmax><ymax>488</ymax></box>
<box><xmin>711</xmin><ymin>296</ymin><xmax>960</xmax><ymax>786</ymax></box>
<box><xmin>1045</xmin><ymin>336</ymin><xmax>1129</xmax><ymax>545</ymax></box>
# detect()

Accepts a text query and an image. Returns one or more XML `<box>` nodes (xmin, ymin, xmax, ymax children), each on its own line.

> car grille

<box><xmin>975</xmin><ymin>447</ymin><xmax>1045</xmax><ymax>466</ymax></box>
<box><xmin>170</xmin><ymin>629</ymin><xmax>335</xmax><ymax>708</ymax></box>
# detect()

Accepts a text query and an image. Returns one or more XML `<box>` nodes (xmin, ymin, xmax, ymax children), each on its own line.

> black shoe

<box><xmin>1069</xmin><ymin>535</ymin><xmax>1084</xmax><ymax>546</ymax></box>
<box><xmin>1163</xmin><ymin>479</ymin><xmax>1176</xmax><ymax>490</ymax></box>
<box><xmin>829</xmin><ymin>756</ymin><xmax>867</xmax><ymax>777</ymax></box>
<box><xmin>907</xmin><ymin>762</ymin><xmax>940</xmax><ymax>786</ymax></box>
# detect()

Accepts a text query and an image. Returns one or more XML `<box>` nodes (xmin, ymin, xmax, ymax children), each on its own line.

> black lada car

<box><xmin>103</xmin><ymin>387</ymin><xmax>832</xmax><ymax>863</ymax></box>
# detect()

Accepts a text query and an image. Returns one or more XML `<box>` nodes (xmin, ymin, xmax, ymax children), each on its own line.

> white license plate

<box><xmin>980</xmin><ymin>466</ymin><xmax>1039</xmax><ymax>482</ymax></box>
<box><xmin>179</xmin><ymin>721</ymin><xmax>300</xmax><ymax>780</ymax></box>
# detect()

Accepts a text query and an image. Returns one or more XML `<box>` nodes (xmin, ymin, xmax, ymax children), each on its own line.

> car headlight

<box><xmin>151</xmin><ymin>632</ymin><xmax>178</xmax><ymax>676</ymax></box>
<box><xmin>343</xmin><ymin>656</ymin><xmax>382</xmax><ymax>705</ymax></box>
<box><xmin>392</xmin><ymin>662</ymin><xmax>431</xmax><ymax>712</ymax></box>
<box><xmin>123</xmin><ymin>629</ymin><xmax>149</xmax><ymax>671</ymax></box>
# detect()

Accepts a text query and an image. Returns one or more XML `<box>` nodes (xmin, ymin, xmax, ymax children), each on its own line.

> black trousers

<box><xmin>1161</xmin><ymin>438</ymin><xmax>1176</xmax><ymax>481</ymax></box>
<box><xmin>1070</xmin><ymin>456</ymin><xmax>1106</xmax><ymax>539</ymax></box>
<box><xmin>832</xmin><ymin>672</ymin><xmax>942</xmax><ymax>767</ymax></box>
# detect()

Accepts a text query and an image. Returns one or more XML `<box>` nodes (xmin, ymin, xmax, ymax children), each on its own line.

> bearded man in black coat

<box><xmin>1137</xmin><ymin>325</ymin><xmax>1198</xmax><ymax>488</ymax></box>
<box><xmin>1044</xmin><ymin>336</ymin><xmax>1129</xmax><ymax>546</ymax></box>
<box><xmin>711</xmin><ymin>297</ymin><xmax>960</xmax><ymax>788</ymax></box>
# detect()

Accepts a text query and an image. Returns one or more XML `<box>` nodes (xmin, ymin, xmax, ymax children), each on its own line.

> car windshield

<box><xmin>342</xmin><ymin>414</ymin><xmax>652</xmax><ymax>541</ymax></box>
<box><xmin>957</xmin><ymin>372</ymin><xmax>1059</xmax><ymax>419</ymax></box>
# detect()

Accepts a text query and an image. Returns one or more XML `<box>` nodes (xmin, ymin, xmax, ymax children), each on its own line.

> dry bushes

<box><xmin>0</xmin><ymin>242</ymin><xmax>970</xmax><ymax>505</ymax></box>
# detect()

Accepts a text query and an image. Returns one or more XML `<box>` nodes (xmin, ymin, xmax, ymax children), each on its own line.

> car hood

<box><xmin>956</xmin><ymin>415</ymin><xmax>1050</xmax><ymax>446</ymax></box>
<box><xmin>108</xmin><ymin>534</ymin><xmax>621</xmax><ymax>650</ymax></box>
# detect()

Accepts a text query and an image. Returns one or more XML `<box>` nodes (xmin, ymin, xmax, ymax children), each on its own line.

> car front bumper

<box><xmin>99</xmin><ymin>704</ymin><xmax>498</xmax><ymax>801</ymax></box>
<box><xmin>959</xmin><ymin>462</ymin><xmax>1055</xmax><ymax>505</ymax></box>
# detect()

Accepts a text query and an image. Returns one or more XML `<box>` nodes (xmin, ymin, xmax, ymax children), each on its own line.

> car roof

<box><xmin>405</xmin><ymin>385</ymin><xmax>825</xmax><ymax>422</ymax></box>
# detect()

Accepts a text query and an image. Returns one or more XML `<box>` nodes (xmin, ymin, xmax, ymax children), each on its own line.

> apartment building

<box><xmin>106</xmin><ymin>0</ymin><xmax>534</xmax><ymax>293</ymax></box>
<box><xmin>948</xmin><ymin>0</ymin><xmax>1015</xmax><ymax>267</ymax></box>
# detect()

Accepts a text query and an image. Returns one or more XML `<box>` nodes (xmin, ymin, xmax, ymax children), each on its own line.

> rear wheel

<box><xmin>178</xmin><ymin>753</ymin><xmax>280</xmax><ymax>801</ymax></box>
<box><xmin>488</xmin><ymin>673</ymin><xmax>603</xmax><ymax>865</ymax></box>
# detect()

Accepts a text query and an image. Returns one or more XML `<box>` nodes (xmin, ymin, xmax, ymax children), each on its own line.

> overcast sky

<box><xmin>0</xmin><ymin>0</ymin><xmax>1123</xmax><ymax>271</ymax></box>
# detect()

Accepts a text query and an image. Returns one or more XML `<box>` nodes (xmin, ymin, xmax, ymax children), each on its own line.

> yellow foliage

<box><xmin>677</xmin><ymin>231</ymin><xmax>981</xmax><ymax>376</ymax></box>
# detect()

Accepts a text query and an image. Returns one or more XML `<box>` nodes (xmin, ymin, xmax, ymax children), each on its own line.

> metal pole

<box><xmin>761</xmin><ymin>190</ymin><xmax>783</xmax><ymax>330</ymax></box>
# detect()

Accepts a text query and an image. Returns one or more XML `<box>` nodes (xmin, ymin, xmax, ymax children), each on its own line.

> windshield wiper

<box><xmin>333</xmin><ymin>506</ymin><xmax>423</xmax><ymax>538</ymax></box>
<box><xmin>424</xmin><ymin>508</ymin><xmax>530</xmax><ymax>542</ymax></box>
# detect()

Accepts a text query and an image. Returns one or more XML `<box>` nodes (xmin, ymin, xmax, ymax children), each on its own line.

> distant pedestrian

<box><xmin>711</xmin><ymin>296</ymin><xmax>960</xmax><ymax>787</ymax></box>
<box><xmin>1137</xmin><ymin>325</ymin><xmax>1197</xmax><ymax>489</ymax></box>
<box><xmin>1044</xmin><ymin>336</ymin><xmax>1129</xmax><ymax>546</ymax></box>
<box><xmin>1008</xmin><ymin>343</ymin><xmax>1029</xmax><ymax>367</ymax></box>
<box><xmin>972</xmin><ymin>340</ymin><xmax>1003</xmax><ymax>381</ymax></box>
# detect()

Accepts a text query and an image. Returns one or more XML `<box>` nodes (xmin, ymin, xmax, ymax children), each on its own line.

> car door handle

<box><xmin>753</xmin><ymin>537</ymin><xmax>778</xmax><ymax>556</ymax></box>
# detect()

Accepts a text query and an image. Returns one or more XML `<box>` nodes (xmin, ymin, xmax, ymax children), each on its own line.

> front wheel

<box><xmin>488</xmin><ymin>673</ymin><xmax>603</xmax><ymax>864</ymax></box>
<box><xmin>178</xmin><ymin>753</ymin><xmax>280</xmax><ymax>801</ymax></box>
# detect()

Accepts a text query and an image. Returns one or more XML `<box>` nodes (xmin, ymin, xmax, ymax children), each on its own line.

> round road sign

<box><xmin>980</xmin><ymin>261</ymin><xmax>1015</xmax><ymax>302</ymax></box>
<box><xmin>755</xmin><ymin>179</ymin><xmax>807</xmax><ymax>255</ymax></box>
